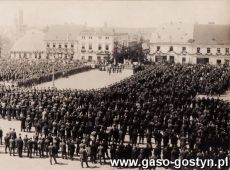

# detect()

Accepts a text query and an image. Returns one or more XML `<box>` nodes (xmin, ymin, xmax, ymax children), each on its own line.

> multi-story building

<box><xmin>10</xmin><ymin>24</ymin><xmax>129</xmax><ymax>62</ymax></box>
<box><xmin>148</xmin><ymin>23</ymin><xmax>230</xmax><ymax>65</ymax></box>
<box><xmin>78</xmin><ymin>30</ymin><xmax>114</xmax><ymax>63</ymax></box>
<box><xmin>44</xmin><ymin>25</ymin><xmax>83</xmax><ymax>60</ymax></box>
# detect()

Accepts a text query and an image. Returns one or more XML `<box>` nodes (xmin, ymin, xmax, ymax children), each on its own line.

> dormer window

<box><xmin>169</xmin><ymin>46</ymin><xmax>173</xmax><ymax>51</ymax></box>
<box><xmin>197</xmin><ymin>47</ymin><xmax>200</xmax><ymax>53</ymax></box>
<box><xmin>182</xmin><ymin>47</ymin><xmax>186</xmax><ymax>51</ymax></box>
<box><xmin>226</xmin><ymin>48</ymin><xmax>229</xmax><ymax>54</ymax></box>
<box><xmin>207</xmin><ymin>48</ymin><xmax>211</xmax><ymax>53</ymax></box>
<box><xmin>157</xmin><ymin>46</ymin><xmax>160</xmax><ymax>51</ymax></box>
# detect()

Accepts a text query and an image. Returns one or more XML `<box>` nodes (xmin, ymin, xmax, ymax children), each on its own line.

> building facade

<box><xmin>78</xmin><ymin>30</ymin><xmax>114</xmax><ymax>63</ymax></box>
<box><xmin>148</xmin><ymin>23</ymin><xmax>230</xmax><ymax>65</ymax></box>
<box><xmin>45</xmin><ymin>39</ymin><xmax>77</xmax><ymax>60</ymax></box>
<box><xmin>10</xmin><ymin>24</ymin><xmax>129</xmax><ymax>62</ymax></box>
<box><xmin>43</xmin><ymin>25</ymin><xmax>82</xmax><ymax>60</ymax></box>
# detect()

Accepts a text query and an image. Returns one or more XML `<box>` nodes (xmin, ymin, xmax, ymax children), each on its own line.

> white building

<box><xmin>44</xmin><ymin>24</ymin><xmax>84</xmax><ymax>60</ymax></box>
<box><xmin>9</xmin><ymin>24</ymin><xmax>129</xmax><ymax>62</ymax></box>
<box><xmin>78</xmin><ymin>30</ymin><xmax>114</xmax><ymax>63</ymax></box>
<box><xmin>148</xmin><ymin>23</ymin><xmax>230</xmax><ymax>65</ymax></box>
<box><xmin>10</xmin><ymin>30</ymin><xmax>46</xmax><ymax>59</ymax></box>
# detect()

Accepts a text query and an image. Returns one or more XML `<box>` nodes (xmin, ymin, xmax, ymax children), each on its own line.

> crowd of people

<box><xmin>0</xmin><ymin>59</ymin><xmax>91</xmax><ymax>87</ymax></box>
<box><xmin>0</xmin><ymin>63</ymin><xmax>229</xmax><ymax>169</ymax></box>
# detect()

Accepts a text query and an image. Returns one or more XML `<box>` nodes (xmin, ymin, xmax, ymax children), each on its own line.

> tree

<box><xmin>112</xmin><ymin>39</ymin><xmax>146</xmax><ymax>65</ymax></box>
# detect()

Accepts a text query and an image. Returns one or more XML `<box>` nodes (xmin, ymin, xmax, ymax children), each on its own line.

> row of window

<box><xmin>197</xmin><ymin>47</ymin><xmax>229</xmax><ymax>54</ymax></box>
<box><xmin>81</xmin><ymin>56</ymin><xmax>103</xmax><ymax>61</ymax></box>
<box><xmin>82</xmin><ymin>36</ymin><xmax>110</xmax><ymax>40</ymax></box>
<box><xmin>81</xmin><ymin>44</ymin><xmax>109</xmax><ymax>51</ymax></box>
<box><xmin>16</xmin><ymin>53</ymin><xmax>42</xmax><ymax>59</ymax></box>
<box><xmin>156</xmin><ymin>46</ymin><xmax>230</xmax><ymax>54</ymax></box>
<box><xmin>157</xmin><ymin>46</ymin><xmax>229</xmax><ymax>54</ymax></box>
<box><xmin>47</xmin><ymin>43</ymin><xmax>74</xmax><ymax>48</ymax></box>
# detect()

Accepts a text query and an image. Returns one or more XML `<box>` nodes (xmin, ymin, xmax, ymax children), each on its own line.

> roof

<box><xmin>151</xmin><ymin>23</ymin><xmax>230</xmax><ymax>45</ymax></box>
<box><xmin>150</xmin><ymin>22</ymin><xmax>194</xmax><ymax>44</ymax></box>
<box><xmin>80</xmin><ymin>28</ymin><xmax>114</xmax><ymax>36</ymax></box>
<box><xmin>193</xmin><ymin>24</ymin><xmax>230</xmax><ymax>45</ymax></box>
<box><xmin>44</xmin><ymin>24</ymin><xmax>85</xmax><ymax>41</ymax></box>
<box><xmin>11</xmin><ymin>30</ymin><xmax>45</xmax><ymax>52</ymax></box>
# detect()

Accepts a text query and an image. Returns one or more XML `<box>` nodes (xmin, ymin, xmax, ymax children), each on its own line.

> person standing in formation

<box><xmin>48</xmin><ymin>143</ymin><xmax>58</xmax><ymax>165</ymax></box>
<box><xmin>79</xmin><ymin>145</ymin><xmax>89</xmax><ymax>168</ymax></box>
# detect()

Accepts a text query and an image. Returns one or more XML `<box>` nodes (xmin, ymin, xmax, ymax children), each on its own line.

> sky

<box><xmin>0</xmin><ymin>0</ymin><xmax>229</xmax><ymax>28</ymax></box>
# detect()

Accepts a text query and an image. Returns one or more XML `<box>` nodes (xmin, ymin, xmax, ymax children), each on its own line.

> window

<box><xmin>65</xmin><ymin>44</ymin><xmax>68</xmax><ymax>48</ymax></box>
<box><xmin>88</xmin><ymin>56</ymin><xmax>92</xmax><ymax>61</ymax></box>
<box><xmin>82</xmin><ymin>36</ymin><xmax>85</xmax><ymax>39</ymax></box>
<box><xmin>106</xmin><ymin>36</ymin><xmax>109</xmax><ymax>39</ymax></box>
<box><xmin>182</xmin><ymin>47</ymin><xmax>186</xmax><ymax>51</ymax></box>
<box><xmin>197</xmin><ymin>47</ymin><xmax>200</xmax><ymax>53</ymax></box>
<box><xmin>182</xmin><ymin>57</ymin><xmax>186</xmax><ymax>64</ymax></box>
<box><xmin>98</xmin><ymin>44</ymin><xmax>102</xmax><ymax>50</ymax></box>
<box><xmin>71</xmin><ymin>44</ymin><xmax>74</xmax><ymax>48</ymax></box>
<box><xmin>53</xmin><ymin>43</ymin><xmax>56</xmax><ymax>48</ymax></box>
<box><xmin>82</xmin><ymin>56</ymin><xmax>85</xmax><ymax>60</ymax></box>
<box><xmin>97</xmin><ymin>56</ymin><xmax>101</xmax><ymax>61</ymax></box>
<box><xmin>207</xmin><ymin>48</ymin><xmax>211</xmax><ymax>53</ymax></box>
<box><xmin>89</xmin><ymin>44</ymin><xmax>92</xmax><ymax>50</ymax></box>
<box><xmin>105</xmin><ymin>44</ymin><xmax>109</xmax><ymax>51</ymax></box>
<box><xmin>169</xmin><ymin>46</ymin><xmax>173</xmax><ymax>51</ymax></box>
<box><xmin>47</xmin><ymin>43</ymin><xmax>50</xmax><ymax>48</ymax></box>
<box><xmin>226</xmin><ymin>48</ymin><xmax>229</xmax><ymax>54</ymax></box>
<box><xmin>217</xmin><ymin>59</ymin><xmax>221</xmax><ymax>65</ymax></box>
<box><xmin>217</xmin><ymin>48</ymin><xmax>220</xmax><ymax>53</ymax></box>
<box><xmin>82</xmin><ymin>44</ymin><xmax>85</xmax><ymax>50</ymax></box>
<box><xmin>89</xmin><ymin>36</ymin><xmax>92</xmax><ymax>39</ymax></box>
<box><xmin>59</xmin><ymin>44</ymin><xmax>61</xmax><ymax>48</ymax></box>
<box><xmin>157</xmin><ymin>46</ymin><xmax>160</xmax><ymax>51</ymax></box>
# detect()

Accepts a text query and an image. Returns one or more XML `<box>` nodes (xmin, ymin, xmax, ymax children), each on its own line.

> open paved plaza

<box><xmin>34</xmin><ymin>69</ymin><xmax>133</xmax><ymax>90</ymax></box>
<box><xmin>0</xmin><ymin>119</ymin><xmax>165</xmax><ymax>170</ymax></box>
<box><xmin>0</xmin><ymin>119</ymin><xmax>112</xmax><ymax>170</ymax></box>
<box><xmin>0</xmin><ymin>69</ymin><xmax>135</xmax><ymax>170</ymax></box>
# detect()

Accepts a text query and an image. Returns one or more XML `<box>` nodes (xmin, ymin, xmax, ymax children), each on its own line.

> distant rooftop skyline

<box><xmin>0</xmin><ymin>0</ymin><xmax>229</xmax><ymax>28</ymax></box>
